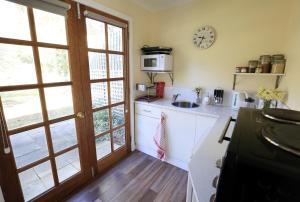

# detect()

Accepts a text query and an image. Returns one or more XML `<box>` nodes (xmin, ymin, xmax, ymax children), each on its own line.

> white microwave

<box><xmin>141</xmin><ymin>54</ymin><xmax>173</xmax><ymax>72</ymax></box>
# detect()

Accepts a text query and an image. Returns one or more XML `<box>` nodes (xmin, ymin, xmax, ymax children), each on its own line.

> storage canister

<box><xmin>260</xmin><ymin>55</ymin><xmax>271</xmax><ymax>73</ymax></box>
<box><xmin>271</xmin><ymin>59</ymin><xmax>285</xmax><ymax>74</ymax></box>
<box><xmin>249</xmin><ymin>60</ymin><xmax>258</xmax><ymax>73</ymax></box>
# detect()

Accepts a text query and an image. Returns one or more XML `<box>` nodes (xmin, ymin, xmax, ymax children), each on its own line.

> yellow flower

<box><xmin>256</xmin><ymin>87</ymin><xmax>286</xmax><ymax>102</ymax></box>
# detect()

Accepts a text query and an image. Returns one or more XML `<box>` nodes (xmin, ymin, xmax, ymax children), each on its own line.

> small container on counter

<box><xmin>202</xmin><ymin>93</ymin><xmax>211</xmax><ymax>105</ymax></box>
<box><xmin>248</xmin><ymin>60</ymin><xmax>258</xmax><ymax>73</ymax></box>
<box><xmin>244</xmin><ymin>97</ymin><xmax>256</xmax><ymax>108</ymax></box>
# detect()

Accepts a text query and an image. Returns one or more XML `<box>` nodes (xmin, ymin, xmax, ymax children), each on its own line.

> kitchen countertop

<box><xmin>135</xmin><ymin>99</ymin><xmax>238</xmax><ymax>202</ymax></box>
<box><xmin>135</xmin><ymin>99</ymin><xmax>237</xmax><ymax>118</ymax></box>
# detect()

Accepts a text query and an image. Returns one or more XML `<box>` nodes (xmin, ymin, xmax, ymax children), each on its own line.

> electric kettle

<box><xmin>231</xmin><ymin>91</ymin><xmax>248</xmax><ymax>110</ymax></box>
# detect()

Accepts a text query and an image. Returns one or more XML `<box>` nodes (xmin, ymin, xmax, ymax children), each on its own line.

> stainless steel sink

<box><xmin>172</xmin><ymin>101</ymin><xmax>199</xmax><ymax>108</ymax></box>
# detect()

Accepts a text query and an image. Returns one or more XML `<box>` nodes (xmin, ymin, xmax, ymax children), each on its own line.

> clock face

<box><xmin>193</xmin><ymin>26</ymin><xmax>216</xmax><ymax>49</ymax></box>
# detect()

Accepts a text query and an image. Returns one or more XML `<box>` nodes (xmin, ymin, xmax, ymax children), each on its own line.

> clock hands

<box><xmin>198</xmin><ymin>36</ymin><xmax>205</xmax><ymax>44</ymax></box>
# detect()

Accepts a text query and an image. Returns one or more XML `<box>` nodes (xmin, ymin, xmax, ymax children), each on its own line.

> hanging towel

<box><xmin>153</xmin><ymin>112</ymin><xmax>167</xmax><ymax>161</ymax></box>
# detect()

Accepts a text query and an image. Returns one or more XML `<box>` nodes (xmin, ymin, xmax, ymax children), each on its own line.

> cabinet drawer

<box><xmin>135</xmin><ymin>103</ymin><xmax>162</xmax><ymax>118</ymax></box>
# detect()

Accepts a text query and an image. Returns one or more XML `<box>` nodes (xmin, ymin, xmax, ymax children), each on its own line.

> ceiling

<box><xmin>131</xmin><ymin>0</ymin><xmax>195</xmax><ymax>12</ymax></box>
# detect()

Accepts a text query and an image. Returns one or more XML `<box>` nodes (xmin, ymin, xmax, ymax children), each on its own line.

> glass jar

<box><xmin>249</xmin><ymin>60</ymin><xmax>258</xmax><ymax>73</ymax></box>
<box><xmin>260</xmin><ymin>55</ymin><xmax>271</xmax><ymax>73</ymax></box>
<box><xmin>271</xmin><ymin>59</ymin><xmax>285</xmax><ymax>74</ymax></box>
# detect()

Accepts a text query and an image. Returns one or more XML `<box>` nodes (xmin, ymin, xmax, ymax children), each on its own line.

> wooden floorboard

<box><xmin>66</xmin><ymin>151</ymin><xmax>188</xmax><ymax>202</ymax></box>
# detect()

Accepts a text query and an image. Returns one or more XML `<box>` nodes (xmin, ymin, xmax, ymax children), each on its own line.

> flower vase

<box><xmin>263</xmin><ymin>100</ymin><xmax>272</xmax><ymax>109</ymax></box>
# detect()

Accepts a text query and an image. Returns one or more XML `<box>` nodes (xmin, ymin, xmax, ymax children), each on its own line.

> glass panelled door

<box><xmin>0</xmin><ymin>1</ymin><xmax>88</xmax><ymax>201</ymax></box>
<box><xmin>80</xmin><ymin>6</ymin><xmax>130</xmax><ymax>171</ymax></box>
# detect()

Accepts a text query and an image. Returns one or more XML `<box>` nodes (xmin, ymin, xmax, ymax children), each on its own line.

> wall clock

<box><xmin>193</xmin><ymin>25</ymin><xmax>216</xmax><ymax>49</ymax></box>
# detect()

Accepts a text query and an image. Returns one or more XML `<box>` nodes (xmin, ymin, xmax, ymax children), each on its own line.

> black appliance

<box><xmin>216</xmin><ymin>108</ymin><xmax>300</xmax><ymax>202</ymax></box>
<box><xmin>141</xmin><ymin>45</ymin><xmax>173</xmax><ymax>55</ymax></box>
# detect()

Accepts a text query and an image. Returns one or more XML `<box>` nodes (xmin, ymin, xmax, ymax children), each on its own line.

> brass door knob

<box><xmin>76</xmin><ymin>112</ymin><xmax>85</xmax><ymax>119</ymax></box>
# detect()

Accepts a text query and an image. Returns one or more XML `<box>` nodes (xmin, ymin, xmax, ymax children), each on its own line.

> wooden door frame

<box><xmin>76</xmin><ymin>4</ymin><xmax>131</xmax><ymax>175</ymax></box>
<box><xmin>0</xmin><ymin>1</ymin><xmax>92</xmax><ymax>201</ymax></box>
<box><xmin>0</xmin><ymin>1</ymin><xmax>132</xmax><ymax>201</ymax></box>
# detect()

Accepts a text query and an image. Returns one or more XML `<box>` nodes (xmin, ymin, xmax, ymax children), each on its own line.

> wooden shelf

<box><xmin>233</xmin><ymin>73</ymin><xmax>285</xmax><ymax>76</ymax></box>
<box><xmin>232</xmin><ymin>72</ymin><xmax>285</xmax><ymax>90</ymax></box>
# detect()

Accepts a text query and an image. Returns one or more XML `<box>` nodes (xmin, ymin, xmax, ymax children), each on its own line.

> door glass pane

<box><xmin>39</xmin><ymin>48</ymin><xmax>70</xmax><ymax>83</ymax></box>
<box><xmin>86</xmin><ymin>18</ymin><xmax>105</xmax><ymax>49</ymax></box>
<box><xmin>93</xmin><ymin>109</ymin><xmax>110</xmax><ymax>135</ymax></box>
<box><xmin>110</xmin><ymin>80</ymin><xmax>124</xmax><ymax>104</ymax></box>
<box><xmin>109</xmin><ymin>54</ymin><xmax>123</xmax><ymax>78</ymax></box>
<box><xmin>19</xmin><ymin>161</ymin><xmax>54</xmax><ymax>201</ymax></box>
<box><xmin>44</xmin><ymin>86</ymin><xmax>74</xmax><ymax>120</ymax></box>
<box><xmin>0</xmin><ymin>90</ymin><xmax>43</xmax><ymax>130</ymax></box>
<box><xmin>0</xmin><ymin>44</ymin><xmax>36</xmax><ymax>86</ymax></box>
<box><xmin>55</xmin><ymin>148</ymin><xmax>81</xmax><ymax>183</ymax></box>
<box><xmin>108</xmin><ymin>24</ymin><xmax>123</xmax><ymax>52</ymax></box>
<box><xmin>113</xmin><ymin>127</ymin><xmax>125</xmax><ymax>150</ymax></box>
<box><xmin>112</xmin><ymin>104</ymin><xmax>125</xmax><ymax>128</ymax></box>
<box><xmin>10</xmin><ymin>127</ymin><xmax>48</xmax><ymax>169</ymax></box>
<box><xmin>91</xmin><ymin>82</ymin><xmax>108</xmax><ymax>109</ymax></box>
<box><xmin>50</xmin><ymin>119</ymin><xmax>77</xmax><ymax>153</ymax></box>
<box><xmin>88</xmin><ymin>52</ymin><xmax>107</xmax><ymax>80</ymax></box>
<box><xmin>33</xmin><ymin>9</ymin><xmax>67</xmax><ymax>45</ymax></box>
<box><xmin>0</xmin><ymin>1</ymin><xmax>31</xmax><ymax>40</ymax></box>
<box><xmin>95</xmin><ymin>134</ymin><xmax>111</xmax><ymax>160</ymax></box>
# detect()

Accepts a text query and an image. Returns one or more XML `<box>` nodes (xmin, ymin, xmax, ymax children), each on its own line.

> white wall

<box><xmin>86</xmin><ymin>0</ymin><xmax>300</xmax><ymax>109</ymax></box>
<box><xmin>150</xmin><ymin>0</ymin><xmax>292</xmax><ymax>94</ymax></box>
<box><xmin>280</xmin><ymin>0</ymin><xmax>300</xmax><ymax>110</ymax></box>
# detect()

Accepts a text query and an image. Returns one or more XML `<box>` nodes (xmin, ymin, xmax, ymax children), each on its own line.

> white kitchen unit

<box><xmin>163</xmin><ymin>108</ymin><xmax>198</xmax><ymax>169</ymax></box>
<box><xmin>134</xmin><ymin>100</ymin><xmax>223</xmax><ymax>170</ymax></box>
<box><xmin>135</xmin><ymin>104</ymin><xmax>161</xmax><ymax>157</ymax></box>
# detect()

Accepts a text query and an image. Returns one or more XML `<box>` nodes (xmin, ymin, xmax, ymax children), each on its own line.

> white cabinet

<box><xmin>135</xmin><ymin>114</ymin><xmax>159</xmax><ymax>157</ymax></box>
<box><xmin>134</xmin><ymin>102</ymin><xmax>218</xmax><ymax>170</ymax></box>
<box><xmin>162</xmin><ymin>109</ymin><xmax>196</xmax><ymax>169</ymax></box>
<box><xmin>134</xmin><ymin>103</ymin><xmax>161</xmax><ymax>158</ymax></box>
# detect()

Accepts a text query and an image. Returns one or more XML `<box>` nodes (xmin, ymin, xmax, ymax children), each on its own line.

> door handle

<box><xmin>0</xmin><ymin>97</ymin><xmax>10</xmax><ymax>154</ymax></box>
<box><xmin>76</xmin><ymin>112</ymin><xmax>85</xmax><ymax>119</ymax></box>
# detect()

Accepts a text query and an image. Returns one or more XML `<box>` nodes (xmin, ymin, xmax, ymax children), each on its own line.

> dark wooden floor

<box><xmin>66</xmin><ymin>151</ymin><xmax>188</xmax><ymax>202</ymax></box>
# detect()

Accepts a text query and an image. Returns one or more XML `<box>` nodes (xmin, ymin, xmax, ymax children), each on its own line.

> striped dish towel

<box><xmin>153</xmin><ymin>112</ymin><xmax>167</xmax><ymax>161</ymax></box>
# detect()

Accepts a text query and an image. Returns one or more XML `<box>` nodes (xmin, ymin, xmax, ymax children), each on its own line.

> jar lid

<box><xmin>249</xmin><ymin>60</ymin><xmax>259</xmax><ymax>64</ymax></box>
<box><xmin>260</xmin><ymin>55</ymin><xmax>271</xmax><ymax>59</ymax></box>
<box><xmin>272</xmin><ymin>54</ymin><xmax>285</xmax><ymax>60</ymax></box>
<box><xmin>272</xmin><ymin>59</ymin><xmax>286</xmax><ymax>64</ymax></box>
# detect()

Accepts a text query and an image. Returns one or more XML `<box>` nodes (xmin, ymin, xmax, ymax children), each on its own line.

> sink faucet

<box><xmin>172</xmin><ymin>94</ymin><xmax>180</xmax><ymax>102</ymax></box>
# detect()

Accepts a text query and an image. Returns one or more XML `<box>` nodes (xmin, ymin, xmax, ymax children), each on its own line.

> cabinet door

<box><xmin>135</xmin><ymin>114</ymin><xmax>159</xmax><ymax>156</ymax></box>
<box><xmin>195</xmin><ymin>116</ymin><xmax>217</xmax><ymax>146</ymax></box>
<box><xmin>163</xmin><ymin>109</ymin><xmax>196</xmax><ymax>163</ymax></box>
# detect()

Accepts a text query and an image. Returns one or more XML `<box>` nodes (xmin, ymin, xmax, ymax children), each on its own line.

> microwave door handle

<box><xmin>218</xmin><ymin>117</ymin><xmax>236</xmax><ymax>143</ymax></box>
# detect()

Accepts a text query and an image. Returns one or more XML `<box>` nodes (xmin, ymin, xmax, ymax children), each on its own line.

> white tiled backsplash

<box><xmin>134</xmin><ymin>85</ymin><xmax>288</xmax><ymax>109</ymax></box>
<box><xmin>163</xmin><ymin>87</ymin><xmax>288</xmax><ymax>109</ymax></box>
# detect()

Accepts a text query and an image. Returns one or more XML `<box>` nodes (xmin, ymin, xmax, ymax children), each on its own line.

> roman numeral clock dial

<box><xmin>193</xmin><ymin>25</ymin><xmax>216</xmax><ymax>49</ymax></box>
